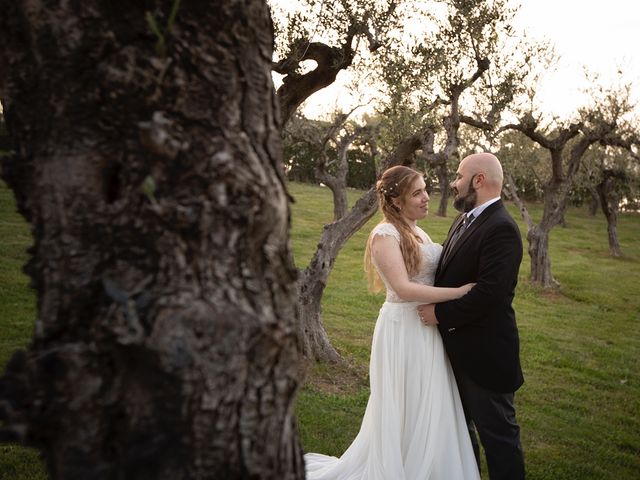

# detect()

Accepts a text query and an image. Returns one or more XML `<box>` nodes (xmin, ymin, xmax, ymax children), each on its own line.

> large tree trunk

<box><xmin>0</xmin><ymin>2</ymin><xmax>304</xmax><ymax>479</ymax></box>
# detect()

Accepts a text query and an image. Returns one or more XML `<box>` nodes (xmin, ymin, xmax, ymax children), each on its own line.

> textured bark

<box><xmin>523</xmin><ymin>172</ymin><xmax>578</xmax><ymax>287</ymax></box>
<box><xmin>0</xmin><ymin>1</ymin><xmax>303</xmax><ymax>478</ymax></box>
<box><xmin>299</xmin><ymin>135</ymin><xmax>419</xmax><ymax>362</ymax></box>
<box><xmin>527</xmin><ymin>226</ymin><xmax>556</xmax><ymax>288</ymax></box>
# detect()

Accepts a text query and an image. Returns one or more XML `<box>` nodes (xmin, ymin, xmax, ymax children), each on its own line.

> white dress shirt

<box><xmin>466</xmin><ymin>196</ymin><xmax>501</xmax><ymax>225</ymax></box>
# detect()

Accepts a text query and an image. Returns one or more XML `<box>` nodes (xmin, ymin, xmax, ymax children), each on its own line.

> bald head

<box><xmin>461</xmin><ymin>152</ymin><xmax>504</xmax><ymax>192</ymax></box>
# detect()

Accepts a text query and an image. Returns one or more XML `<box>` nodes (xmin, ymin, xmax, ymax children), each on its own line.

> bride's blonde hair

<box><xmin>364</xmin><ymin>165</ymin><xmax>424</xmax><ymax>293</ymax></box>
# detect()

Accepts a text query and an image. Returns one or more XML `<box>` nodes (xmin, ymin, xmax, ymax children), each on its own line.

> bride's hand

<box><xmin>458</xmin><ymin>282</ymin><xmax>476</xmax><ymax>296</ymax></box>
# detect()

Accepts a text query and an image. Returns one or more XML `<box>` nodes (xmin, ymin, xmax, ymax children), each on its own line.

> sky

<box><xmin>296</xmin><ymin>0</ymin><xmax>640</xmax><ymax>120</ymax></box>
<box><xmin>513</xmin><ymin>0</ymin><xmax>640</xmax><ymax>118</ymax></box>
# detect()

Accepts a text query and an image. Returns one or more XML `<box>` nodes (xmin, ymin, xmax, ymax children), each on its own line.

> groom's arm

<box><xmin>432</xmin><ymin>221</ymin><xmax>522</xmax><ymax>330</ymax></box>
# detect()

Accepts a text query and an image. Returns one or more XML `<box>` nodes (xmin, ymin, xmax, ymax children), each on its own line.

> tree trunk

<box><xmin>527</xmin><ymin>225</ymin><xmax>558</xmax><ymax>288</ymax></box>
<box><xmin>559</xmin><ymin>211</ymin><xmax>567</xmax><ymax>228</ymax></box>
<box><xmin>604</xmin><ymin>213</ymin><xmax>622</xmax><ymax>257</ymax></box>
<box><xmin>596</xmin><ymin>177</ymin><xmax>623</xmax><ymax>257</ymax></box>
<box><xmin>436</xmin><ymin>162</ymin><xmax>450</xmax><ymax>217</ymax></box>
<box><xmin>331</xmin><ymin>182</ymin><xmax>349</xmax><ymax>220</ymax></box>
<box><xmin>504</xmin><ymin>173</ymin><xmax>558</xmax><ymax>287</ymax></box>
<box><xmin>319</xmin><ymin>176</ymin><xmax>349</xmax><ymax>221</ymax></box>
<box><xmin>588</xmin><ymin>187</ymin><xmax>600</xmax><ymax>216</ymax></box>
<box><xmin>526</xmin><ymin>182</ymin><xmax>568</xmax><ymax>288</ymax></box>
<box><xmin>315</xmin><ymin>122</ymin><xmax>371</xmax><ymax>222</ymax></box>
<box><xmin>298</xmin><ymin>269</ymin><xmax>342</xmax><ymax>364</ymax></box>
<box><xmin>0</xmin><ymin>2</ymin><xmax>303</xmax><ymax>479</ymax></box>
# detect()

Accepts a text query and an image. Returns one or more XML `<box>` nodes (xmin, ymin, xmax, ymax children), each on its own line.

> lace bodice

<box><xmin>370</xmin><ymin>223</ymin><xmax>443</xmax><ymax>303</ymax></box>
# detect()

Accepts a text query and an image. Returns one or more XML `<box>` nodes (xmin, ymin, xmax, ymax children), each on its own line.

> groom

<box><xmin>418</xmin><ymin>152</ymin><xmax>525</xmax><ymax>480</ymax></box>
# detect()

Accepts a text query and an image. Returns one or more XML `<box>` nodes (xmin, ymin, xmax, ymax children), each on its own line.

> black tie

<box><xmin>443</xmin><ymin>213</ymin><xmax>474</xmax><ymax>262</ymax></box>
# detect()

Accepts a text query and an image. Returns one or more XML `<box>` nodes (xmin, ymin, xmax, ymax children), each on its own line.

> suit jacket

<box><xmin>434</xmin><ymin>200</ymin><xmax>524</xmax><ymax>393</ymax></box>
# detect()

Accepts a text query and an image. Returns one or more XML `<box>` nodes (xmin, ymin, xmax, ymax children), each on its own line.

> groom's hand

<box><xmin>417</xmin><ymin>304</ymin><xmax>438</xmax><ymax>326</ymax></box>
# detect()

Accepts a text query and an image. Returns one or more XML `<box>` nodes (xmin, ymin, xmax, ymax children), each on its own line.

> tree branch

<box><xmin>275</xmin><ymin>41</ymin><xmax>355</xmax><ymax>125</ymax></box>
<box><xmin>597</xmin><ymin>134</ymin><xmax>640</xmax><ymax>161</ymax></box>
<box><xmin>498</xmin><ymin>121</ymin><xmax>552</xmax><ymax>150</ymax></box>
<box><xmin>460</xmin><ymin>114</ymin><xmax>493</xmax><ymax>131</ymax></box>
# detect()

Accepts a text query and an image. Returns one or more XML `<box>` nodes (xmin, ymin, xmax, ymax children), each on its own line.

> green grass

<box><xmin>290</xmin><ymin>182</ymin><xmax>640</xmax><ymax>480</ymax></box>
<box><xmin>1</xmin><ymin>180</ymin><xmax>639</xmax><ymax>479</ymax></box>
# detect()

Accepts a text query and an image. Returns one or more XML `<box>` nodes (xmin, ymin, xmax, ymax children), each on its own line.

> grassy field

<box><xmin>1</xmin><ymin>180</ymin><xmax>639</xmax><ymax>479</ymax></box>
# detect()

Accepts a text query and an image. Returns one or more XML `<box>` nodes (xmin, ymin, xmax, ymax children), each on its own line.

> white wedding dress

<box><xmin>304</xmin><ymin>223</ymin><xmax>480</xmax><ymax>480</ymax></box>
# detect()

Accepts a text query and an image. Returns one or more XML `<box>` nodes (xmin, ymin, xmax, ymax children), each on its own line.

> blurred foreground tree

<box><xmin>0</xmin><ymin>1</ymin><xmax>304</xmax><ymax>478</ymax></box>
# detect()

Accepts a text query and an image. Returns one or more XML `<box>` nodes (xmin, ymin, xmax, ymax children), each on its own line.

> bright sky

<box><xmin>297</xmin><ymin>0</ymin><xmax>640</xmax><ymax>120</ymax></box>
<box><xmin>513</xmin><ymin>0</ymin><xmax>640</xmax><ymax>118</ymax></box>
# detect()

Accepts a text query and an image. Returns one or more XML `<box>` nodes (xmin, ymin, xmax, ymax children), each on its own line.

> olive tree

<box><xmin>499</xmin><ymin>81</ymin><xmax>639</xmax><ymax>286</ymax></box>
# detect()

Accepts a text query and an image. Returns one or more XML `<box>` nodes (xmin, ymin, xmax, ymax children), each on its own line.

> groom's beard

<box><xmin>453</xmin><ymin>177</ymin><xmax>477</xmax><ymax>213</ymax></box>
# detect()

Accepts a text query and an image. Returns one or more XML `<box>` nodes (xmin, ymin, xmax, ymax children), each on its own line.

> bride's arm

<box><xmin>371</xmin><ymin>235</ymin><xmax>472</xmax><ymax>303</ymax></box>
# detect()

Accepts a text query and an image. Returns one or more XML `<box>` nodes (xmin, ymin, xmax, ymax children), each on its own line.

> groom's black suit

<box><xmin>434</xmin><ymin>199</ymin><xmax>525</xmax><ymax>480</ymax></box>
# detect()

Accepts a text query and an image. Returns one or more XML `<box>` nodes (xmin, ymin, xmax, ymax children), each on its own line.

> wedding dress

<box><xmin>304</xmin><ymin>223</ymin><xmax>480</xmax><ymax>480</ymax></box>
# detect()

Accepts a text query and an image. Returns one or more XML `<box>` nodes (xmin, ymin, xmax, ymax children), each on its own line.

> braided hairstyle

<box><xmin>364</xmin><ymin>165</ymin><xmax>424</xmax><ymax>292</ymax></box>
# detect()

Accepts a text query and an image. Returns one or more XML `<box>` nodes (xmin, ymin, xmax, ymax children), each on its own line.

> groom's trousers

<box><xmin>456</xmin><ymin>372</ymin><xmax>525</xmax><ymax>480</ymax></box>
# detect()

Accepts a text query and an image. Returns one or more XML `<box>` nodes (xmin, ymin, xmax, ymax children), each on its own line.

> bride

<box><xmin>304</xmin><ymin>166</ymin><xmax>480</xmax><ymax>480</ymax></box>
